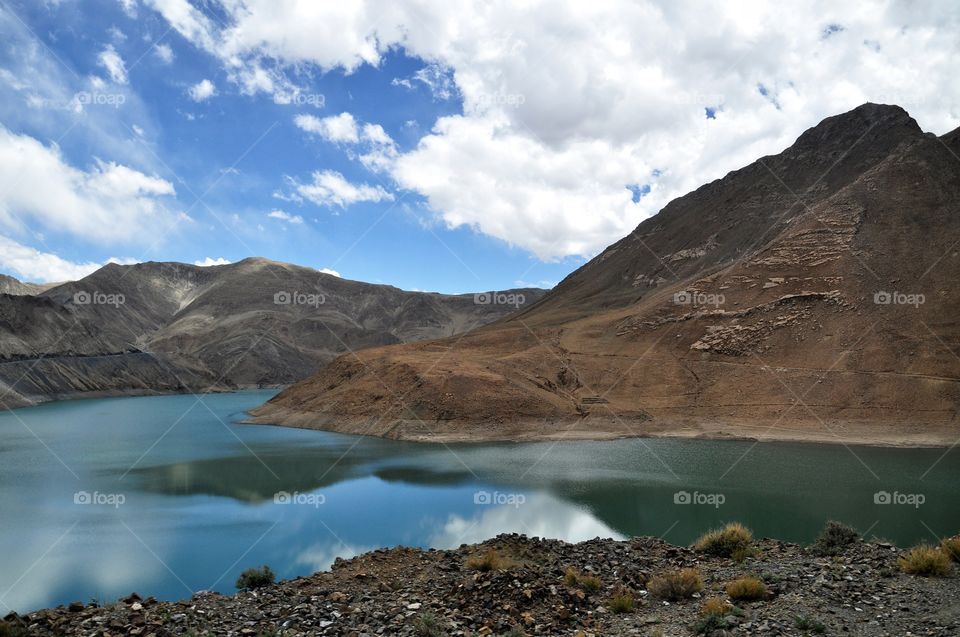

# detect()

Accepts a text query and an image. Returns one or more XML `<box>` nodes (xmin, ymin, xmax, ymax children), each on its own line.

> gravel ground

<box><xmin>7</xmin><ymin>532</ymin><xmax>960</xmax><ymax>636</ymax></box>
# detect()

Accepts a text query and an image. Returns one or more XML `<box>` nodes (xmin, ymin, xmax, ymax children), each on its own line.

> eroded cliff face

<box><xmin>0</xmin><ymin>260</ymin><xmax>545</xmax><ymax>408</ymax></box>
<box><xmin>252</xmin><ymin>104</ymin><xmax>960</xmax><ymax>445</ymax></box>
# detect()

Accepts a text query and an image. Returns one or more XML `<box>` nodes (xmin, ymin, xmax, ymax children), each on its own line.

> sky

<box><xmin>0</xmin><ymin>0</ymin><xmax>958</xmax><ymax>293</ymax></box>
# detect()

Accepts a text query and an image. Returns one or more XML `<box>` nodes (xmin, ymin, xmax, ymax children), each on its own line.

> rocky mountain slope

<box><xmin>0</xmin><ymin>258</ymin><xmax>544</xmax><ymax>408</ymax></box>
<box><xmin>252</xmin><ymin>104</ymin><xmax>960</xmax><ymax>445</ymax></box>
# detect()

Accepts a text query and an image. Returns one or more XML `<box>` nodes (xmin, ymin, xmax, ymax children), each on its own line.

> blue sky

<box><xmin>0</xmin><ymin>0</ymin><xmax>574</xmax><ymax>291</ymax></box>
<box><xmin>0</xmin><ymin>1</ymin><xmax>957</xmax><ymax>292</ymax></box>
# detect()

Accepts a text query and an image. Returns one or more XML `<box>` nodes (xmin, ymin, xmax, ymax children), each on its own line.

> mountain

<box><xmin>0</xmin><ymin>258</ymin><xmax>545</xmax><ymax>408</ymax></box>
<box><xmin>251</xmin><ymin>104</ymin><xmax>960</xmax><ymax>446</ymax></box>
<box><xmin>0</xmin><ymin>274</ymin><xmax>57</xmax><ymax>296</ymax></box>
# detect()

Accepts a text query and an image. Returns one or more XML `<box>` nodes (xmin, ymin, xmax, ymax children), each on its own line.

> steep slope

<box><xmin>0</xmin><ymin>259</ymin><xmax>544</xmax><ymax>408</ymax></box>
<box><xmin>252</xmin><ymin>104</ymin><xmax>960</xmax><ymax>445</ymax></box>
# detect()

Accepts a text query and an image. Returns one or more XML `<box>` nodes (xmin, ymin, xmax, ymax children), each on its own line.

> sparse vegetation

<box><xmin>647</xmin><ymin>567</ymin><xmax>704</xmax><ymax>600</ymax></box>
<box><xmin>812</xmin><ymin>520</ymin><xmax>860</xmax><ymax>556</ymax></box>
<box><xmin>563</xmin><ymin>567</ymin><xmax>600</xmax><ymax>592</ymax></box>
<box><xmin>941</xmin><ymin>536</ymin><xmax>960</xmax><ymax>562</ymax></box>
<box><xmin>693</xmin><ymin>522</ymin><xmax>753</xmax><ymax>558</ymax></box>
<box><xmin>607</xmin><ymin>586</ymin><xmax>635</xmax><ymax>613</ymax></box>
<box><xmin>725</xmin><ymin>575</ymin><xmax>769</xmax><ymax>601</ymax></box>
<box><xmin>693</xmin><ymin>597</ymin><xmax>740</xmax><ymax>634</ymax></box>
<box><xmin>795</xmin><ymin>614</ymin><xmax>827</xmax><ymax>633</ymax></box>
<box><xmin>0</xmin><ymin>620</ymin><xmax>28</xmax><ymax>637</ymax></box>
<box><xmin>898</xmin><ymin>544</ymin><xmax>953</xmax><ymax>577</ymax></box>
<box><xmin>416</xmin><ymin>612</ymin><xmax>448</xmax><ymax>637</ymax></box>
<box><xmin>466</xmin><ymin>548</ymin><xmax>512</xmax><ymax>572</ymax></box>
<box><xmin>235</xmin><ymin>565</ymin><xmax>275</xmax><ymax>590</ymax></box>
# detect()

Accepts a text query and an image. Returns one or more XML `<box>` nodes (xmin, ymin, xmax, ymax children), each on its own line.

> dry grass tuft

<box><xmin>693</xmin><ymin>522</ymin><xmax>753</xmax><ymax>558</ymax></box>
<box><xmin>725</xmin><ymin>575</ymin><xmax>769</xmax><ymax>601</ymax></box>
<box><xmin>898</xmin><ymin>544</ymin><xmax>953</xmax><ymax>577</ymax></box>
<box><xmin>647</xmin><ymin>567</ymin><xmax>704</xmax><ymax>600</ymax></box>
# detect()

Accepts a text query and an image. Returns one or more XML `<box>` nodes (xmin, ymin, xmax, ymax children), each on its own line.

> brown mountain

<box><xmin>251</xmin><ymin>104</ymin><xmax>960</xmax><ymax>446</ymax></box>
<box><xmin>0</xmin><ymin>258</ymin><xmax>544</xmax><ymax>408</ymax></box>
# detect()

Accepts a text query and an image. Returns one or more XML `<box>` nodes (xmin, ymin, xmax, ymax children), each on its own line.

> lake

<box><xmin>1</xmin><ymin>390</ymin><xmax>957</xmax><ymax>612</ymax></box>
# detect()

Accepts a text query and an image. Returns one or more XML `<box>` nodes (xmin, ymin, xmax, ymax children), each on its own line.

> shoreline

<box><xmin>11</xmin><ymin>531</ymin><xmax>960</xmax><ymax>636</ymax></box>
<box><xmin>4</xmin><ymin>388</ymin><xmax>953</xmax><ymax>449</ymax></box>
<box><xmin>245</xmin><ymin>407</ymin><xmax>958</xmax><ymax>449</ymax></box>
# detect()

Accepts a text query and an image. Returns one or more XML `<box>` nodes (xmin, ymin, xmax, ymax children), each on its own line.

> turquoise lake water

<box><xmin>0</xmin><ymin>390</ymin><xmax>957</xmax><ymax>612</ymax></box>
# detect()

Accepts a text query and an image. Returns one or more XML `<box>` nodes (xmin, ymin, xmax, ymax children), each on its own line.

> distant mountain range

<box><xmin>0</xmin><ymin>258</ymin><xmax>545</xmax><ymax>408</ymax></box>
<box><xmin>252</xmin><ymin>104</ymin><xmax>960</xmax><ymax>446</ymax></box>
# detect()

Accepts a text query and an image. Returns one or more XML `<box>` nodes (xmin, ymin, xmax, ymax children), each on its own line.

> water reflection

<box><xmin>1</xmin><ymin>391</ymin><xmax>958</xmax><ymax>613</ymax></box>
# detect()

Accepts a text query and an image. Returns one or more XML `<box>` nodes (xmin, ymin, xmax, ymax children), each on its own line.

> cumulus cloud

<box><xmin>0</xmin><ymin>235</ymin><xmax>121</xmax><ymax>283</ymax></box>
<box><xmin>97</xmin><ymin>44</ymin><xmax>127</xmax><ymax>84</ymax></box>
<box><xmin>146</xmin><ymin>0</ymin><xmax>960</xmax><ymax>260</ymax></box>
<box><xmin>0</xmin><ymin>125</ymin><xmax>180</xmax><ymax>244</ymax></box>
<box><xmin>187</xmin><ymin>78</ymin><xmax>216</xmax><ymax>101</ymax></box>
<box><xmin>267</xmin><ymin>209</ymin><xmax>304</xmax><ymax>224</ymax></box>
<box><xmin>194</xmin><ymin>256</ymin><xmax>231</xmax><ymax>266</ymax></box>
<box><xmin>153</xmin><ymin>42</ymin><xmax>174</xmax><ymax>64</ymax></box>
<box><xmin>319</xmin><ymin>267</ymin><xmax>341</xmax><ymax>277</ymax></box>
<box><xmin>294</xmin><ymin>112</ymin><xmax>358</xmax><ymax>143</ymax></box>
<box><xmin>287</xmin><ymin>170</ymin><xmax>393</xmax><ymax>208</ymax></box>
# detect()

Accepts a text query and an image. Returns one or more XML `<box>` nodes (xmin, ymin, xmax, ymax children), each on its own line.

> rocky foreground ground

<box><xmin>6</xmin><ymin>532</ymin><xmax>960</xmax><ymax>637</ymax></box>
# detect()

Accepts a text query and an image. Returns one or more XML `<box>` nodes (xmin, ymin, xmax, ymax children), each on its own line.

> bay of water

<box><xmin>1</xmin><ymin>390</ymin><xmax>957</xmax><ymax>612</ymax></box>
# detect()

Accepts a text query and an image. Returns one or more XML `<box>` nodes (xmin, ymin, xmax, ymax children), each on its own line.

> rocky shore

<box><xmin>6</xmin><ymin>529</ymin><xmax>960</xmax><ymax>636</ymax></box>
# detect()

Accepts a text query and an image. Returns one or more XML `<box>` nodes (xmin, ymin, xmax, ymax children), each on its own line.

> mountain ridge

<box><xmin>0</xmin><ymin>259</ymin><xmax>545</xmax><ymax>409</ymax></box>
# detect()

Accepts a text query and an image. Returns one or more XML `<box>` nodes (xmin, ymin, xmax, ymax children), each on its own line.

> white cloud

<box><xmin>187</xmin><ymin>78</ymin><xmax>216</xmax><ymax>101</ymax></box>
<box><xmin>153</xmin><ymin>42</ymin><xmax>174</xmax><ymax>64</ymax></box>
<box><xmin>289</xmin><ymin>170</ymin><xmax>393</xmax><ymax>208</ymax></box>
<box><xmin>0</xmin><ymin>125</ymin><xmax>180</xmax><ymax>244</ymax></box>
<box><xmin>194</xmin><ymin>256</ymin><xmax>231</xmax><ymax>266</ymax></box>
<box><xmin>0</xmin><ymin>235</ymin><xmax>109</xmax><ymax>283</ymax></box>
<box><xmin>267</xmin><ymin>209</ymin><xmax>304</xmax><ymax>224</ymax></box>
<box><xmin>294</xmin><ymin>112</ymin><xmax>358</xmax><ymax>143</ymax></box>
<box><xmin>117</xmin><ymin>0</ymin><xmax>137</xmax><ymax>18</ymax></box>
<box><xmin>147</xmin><ymin>1</ymin><xmax>960</xmax><ymax>259</ymax></box>
<box><xmin>97</xmin><ymin>44</ymin><xmax>128</xmax><ymax>84</ymax></box>
<box><xmin>319</xmin><ymin>267</ymin><xmax>341</xmax><ymax>277</ymax></box>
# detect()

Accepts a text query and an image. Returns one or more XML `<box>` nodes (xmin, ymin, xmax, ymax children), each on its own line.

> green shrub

<box><xmin>795</xmin><ymin>614</ymin><xmax>827</xmax><ymax>633</ymax></box>
<box><xmin>898</xmin><ymin>544</ymin><xmax>953</xmax><ymax>577</ymax></box>
<box><xmin>693</xmin><ymin>597</ymin><xmax>739</xmax><ymax>634</ymax></box>
<box><xmin>647</xmin><ymin>568</ymin><xmax>703</xmax><ymax>600</ymax></box>
<box><xmin>812</xmin><ymin>520</ymin><xmax>860</xmax><ymax>556</ymax></box>
<box><xmin>416</xmin><ymin>612</ymin><xmax>448</xmax><ymax>637</ymax></box>
<box><xmin>693</xmin><ymin>522</ymin><xmax>753</xmax><ymax>558</ymax></box>
<box><xmin>235</xmin><ymin>565</ymin><xmax>275</xmax><ymax>590</ymax></box>
<box><xmin>725</xmin><ymin>575</ymin><xmax>769</xmax><ymax>601</ymax></box>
